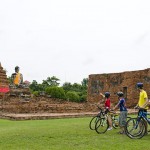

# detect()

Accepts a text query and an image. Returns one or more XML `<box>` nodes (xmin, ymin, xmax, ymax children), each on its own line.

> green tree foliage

<box><xmin>42</xmin><ymin>76</ymin><xmax>60</xmax><ymax>87</ymax></box>
<box><xmin>62</xmin><ymin>82</ymin><xmax>83</xmax><ymax>92</ymax></box>
<box><xmin>62</xmin><ymin>79</ymin><xmax>88</xmax><ymax>102</ymax></box>
<box><xmin>29</xmin><ymin>76</ymin><xmax>88</xmax><ymax>103</ymax></box>
<box><xmin>81</xmin><ymin>78</ymin><xmax>88</xmax><ymax>89</ymax></box>
<box><xmin>66</xmin><ymin>91</ymin><xmax>80</xmax><ymax>102</ymax></box>
<box><xmin>29</xmin><ymin>80</ymin><xmax>38</xmax><ymax>91</ymax></box>
<box><xmin>72</xmin><ymin>83</ymin><xmax>82</xmax><ymax>92</ymax></box>
<box><xmin>30</xmin><ymin>76</ymin><xmax>60</xmax><ymax>93</ymax></box>
<box><xmin>62</xmin><ymin>82</ymin><xmax>72</xmax><ymax>92</ymax></box>
<box><xmin>45</xmin><ymin>86</ymin><xmax>66</xmax><ymax>99</ymax></box>
<box><xmin>29</xmin><ymin>80</ymin><xmax>45</xmax><ymax>92</ymax></box>
<box><xmin>33</xmin><ymin>91</ymin><xmax>39</xmax><ymax>97</ymax></box>
<box><xmin>80</xmin><ymin>94</ymin><xmax>87</xmax><ymax>102</ymax></box>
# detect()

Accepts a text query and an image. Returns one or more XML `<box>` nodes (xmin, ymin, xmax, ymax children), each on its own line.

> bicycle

<box><xmin>95</xmin><ymin>111</ymin><xmax>119</xmax><ymax>134</ymax></box>
<box><xmin>125</xmin><ymin>107</ymin><xmax>150</xmax><ymax>139</ymax></box>
<box><xmin>89</xmin><ymin>105</ymin><xmax>105</xmax><ymax>130</ymax></box>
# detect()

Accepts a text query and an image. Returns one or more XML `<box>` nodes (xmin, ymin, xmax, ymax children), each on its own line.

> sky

<box><xmin>0</xmin><ymin>0</ymin><xmax>150</xmax><ymax>85</ymax></box>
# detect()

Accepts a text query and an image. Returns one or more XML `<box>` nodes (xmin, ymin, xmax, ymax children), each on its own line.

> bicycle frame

<box><xmin>96</xmin><ymin>106</ymin><xmax>106</xmax><ymax>118</ymax></box>
<box><xmin>137</xmin><ymin>110</ymin><xmax>150</xmax><ymax>124</ymax></box>
<box><xmin>129</xmin><ymin>109</ymin><xmax>150</xmax><ymax>132</ymax></box>
<box><xmin>89</xmin><ymin>106</ymin><xmax>106</xmax><ymax>130</ymax></box>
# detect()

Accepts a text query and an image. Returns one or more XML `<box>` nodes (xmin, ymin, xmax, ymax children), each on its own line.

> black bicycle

<box><xmin>89</xmin><ymin>106</ymin><xmax>105</xmax><ymax>130</ymax></box>
<box><xmin>95</xmin><ymin>111</ymin><xmax>119</xmax><ymax>134</ymax></box>
<box><xmin>125</xmin><ymin>108</ymin><xmax>150</xmax><ymax>139</ymax></box>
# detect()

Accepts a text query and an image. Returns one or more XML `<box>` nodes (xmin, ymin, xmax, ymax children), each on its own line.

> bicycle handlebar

<box><xmin>96</xmin><ymin>105</ymin><xmax>103</xmax><ymax>111</ymax></box>
<box><xmin>134</xmin><ymin>106</ymin><xmax>147</xmax><ymax>111</ymax></box>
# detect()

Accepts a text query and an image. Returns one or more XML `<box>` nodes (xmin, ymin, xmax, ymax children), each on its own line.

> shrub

<box><xmin>33</xmin><ymin>91</ymin><xmax>39</xmax><ymax>97</ymax></box>
<box><xmin>79</xmin><ymin>94</ymin><xmax>87</xmax><ymax>102</ymax></box>
<box><xmin>45</xmin><ymin>86</ymin><xmax>66</xmax><ymax>99</ymax></box>
<box><xmin>66</xmin><ymin>91</ymin><xmax>80</xmax><ymax>102</ymax></box>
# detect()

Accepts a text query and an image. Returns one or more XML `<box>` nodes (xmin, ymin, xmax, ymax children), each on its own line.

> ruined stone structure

<box><xmin>0</xmin><ymin>63</ymin><xmax>96</xmax><ymax>115</ymax></box>
<box><xmin>88</xmin><ymin>68</ymin><xmax>150</xmax><ymax>108</ymax></box>
<box><xmin>0</xmin><ymin>63</ymin><xmax>9</xmax><ymax>98</ymax></box>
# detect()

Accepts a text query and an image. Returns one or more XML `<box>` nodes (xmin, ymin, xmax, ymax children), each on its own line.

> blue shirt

<box><xmin>118</xmin><ymin>98</ymin><xmax>127</xmax><ymax>111</ymax></box>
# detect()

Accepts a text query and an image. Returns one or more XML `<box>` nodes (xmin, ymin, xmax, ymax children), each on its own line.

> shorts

<box><xmin>119</xmin><ymin>111</ymin><xmax>127</xmax><ymax>127</ymax></box>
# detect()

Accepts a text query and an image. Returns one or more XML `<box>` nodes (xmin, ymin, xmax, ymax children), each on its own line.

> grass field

<box><xmin>0</xmin><ymin>117</ymin><xmax>150</xmax><ymax>150</ymax></box>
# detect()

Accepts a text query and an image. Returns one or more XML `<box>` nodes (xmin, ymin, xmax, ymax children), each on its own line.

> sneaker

<box><xmin>107</xmin><ymin>127</ymin><xmax>113</xmax><ymax>131</ymax></box>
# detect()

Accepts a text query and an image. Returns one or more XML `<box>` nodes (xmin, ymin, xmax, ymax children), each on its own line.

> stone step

<box><xmin>0</xmin><ymin>112</ymin><xmax>98</xmax><ymax>120</ymax></box>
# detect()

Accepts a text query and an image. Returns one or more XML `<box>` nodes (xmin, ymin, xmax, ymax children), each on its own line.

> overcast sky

<box><xmin>0</xmin><ymin>0</ymin><xmax>150</xmax><ymax>85</ymax></box>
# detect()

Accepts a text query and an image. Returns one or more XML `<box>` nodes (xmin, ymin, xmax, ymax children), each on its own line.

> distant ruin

<box><xmin>0</xmin><ymin>63</ymin><xmax>9</xmax><ymax>98</ymax></box>
<box><xmin>88</xmin><ymin>68</ymin><xmax>150</xmax><ymax>107</ymax></box>
<box><xmin>0</xmin><ymin>63</ymin><xmax>9</xmax><ymax>86</ymax></box>
<box><xmin>1</xmin><ymin>62</ymin><xmax>150</xmax><ymax>119</ymax></box>
<box><xmin>0</xmin><ymin>63</ymin><xmax>94</xmax><ymax>116</ymax></box>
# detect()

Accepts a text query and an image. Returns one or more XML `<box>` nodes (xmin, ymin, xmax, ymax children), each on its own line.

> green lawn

<box><xmin>0</xmin><ymin>117</ymin><xmax>150</xmax><ymax>150</ymax></box>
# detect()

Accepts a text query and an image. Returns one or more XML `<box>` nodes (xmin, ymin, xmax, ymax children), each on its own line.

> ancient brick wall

<box><xmin>1</xmin><ymin>97</ymin><xmax>97</xmax><ymax>113</ymax></box>
<box><xmin>88</xmin><ymin>68</ymin><xmax>150</xmax><ymax>108</ymax></box>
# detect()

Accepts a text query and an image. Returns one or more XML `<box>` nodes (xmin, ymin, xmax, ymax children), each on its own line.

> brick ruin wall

<box><xmin>88</xmin><ymin>68</ymin><xmax>150</xmax><ymax>108</ymax></box>
<box><xmin>1</xmin><ymin>62</ymin><xmax>150</xmax><ymax>113</ymax></box>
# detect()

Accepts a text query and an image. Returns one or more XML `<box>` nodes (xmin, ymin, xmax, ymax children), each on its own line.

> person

<box><xmin>100</xmin><ymin>92</ymin><xmax>113</xmax><ymax>131</ymax></box>
<box><xmin>134</xmin><ymin>82</ymin><xmax>149</xmax><ymax>133</ymax></box>
<box><xmin>113</xmin><ymin>91</ymin><xmax>127</xmax><ymax>134</ymax></box>
<box><xmin>11</xmin><ymin>66</ymin><xmax>23</xmax><ymax>86</ymax></box>
<box><xmin>135</xmin><ymin>82</ymin><xmax>149</xmax><ymax>109</ymax></box>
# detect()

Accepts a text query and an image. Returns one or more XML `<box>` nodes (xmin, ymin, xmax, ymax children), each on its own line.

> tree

<box><xmin>81</xmin><ymin>78</ymin><xmax>88</xmax><ymax>88</ymax></box>
<box><xmin>62</xmin><ymin>82</ymin><xmax>72</xmax><ymax>92</ymax></box>
<box><xmin>29</xmin><ymin>76</ymin><xmax>88</xmax><ymax>103</ymax></box>
<box><xmin>72</xmin><ymin>83</ymin><xmax>82</xmax><ymax>92</ymax></box>
<box><xmin>29</xmin><ymin>80</ymin><xmax>38</xmax><ymax>91</ymax></box>
<box><xmin>45</xmin><ymin>86</ymin><xmax>66</xmax><ymax>99</ymax></box>
<box><xmin>29</xmin><ymin>80</ymin><xmax>44</xmax><ymax>92</ymax></box>
<box><xmin>42</xmin><ymin>76</ymin><xmax>60</xmax><ymax>87</ymax></box>
<box><xmin>66</xmin><ymin>91</ymin><xmax>80</xmax><ymax>102</ymax></box>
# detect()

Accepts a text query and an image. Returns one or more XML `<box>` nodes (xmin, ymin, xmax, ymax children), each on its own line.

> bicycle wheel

<box><xmin>127</xmin><ymin>116</ymin><xmax>131</xmax><ymax>120</ymax></box>
<box><xmin>112</xmin><ymin>115</ymin><xmax>131</xmax><ymax>129</ymax></box>
<box><xmin>95</xmin><ymin>117</ymin><xmax>108</xmax><ymax>134</ymax></box>
<box><xmin>89</xmin><ymin>116</ymin><xmax>100</xmax><ymax>130</ymax></box>
<box><xmin>125</xmin><ymin>118</ymin><xmax>146</xmax><ymax>139</ymax></box>
<box><xmin>112</xmin><ymin>115</ymin><xmax>119</xmax><ymax>129</ymax></box>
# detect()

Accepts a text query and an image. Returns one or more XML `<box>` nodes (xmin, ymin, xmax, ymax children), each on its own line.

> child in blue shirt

<box><xmin>113</xmin><ymin>91</ymin><xmax>127</xmax><ymax>134</ymax></box>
